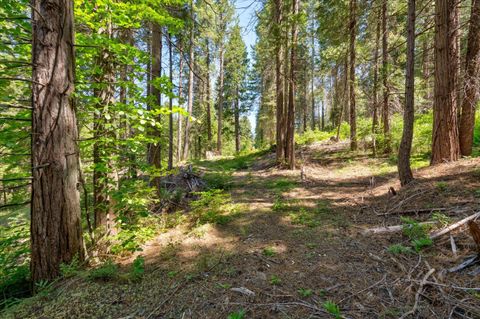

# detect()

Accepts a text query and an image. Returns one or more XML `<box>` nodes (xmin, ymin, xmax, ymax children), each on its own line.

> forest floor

<box><xmin>4</xmin><ymin>141</ymin><xmax>480</xmax><ymax>319</ymax></box>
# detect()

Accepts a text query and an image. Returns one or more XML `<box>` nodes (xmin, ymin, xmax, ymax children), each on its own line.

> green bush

<box><xmin>387</xmin><ymin>244</ymin><xmax>413</xmax><ymax>255</ymax></box>
<box><xmin>0</xmin><ymin>217</ymin><xmax>31</xmax><ymax>308</ymax></box>
<box><xmin>130</xmin><ymin>255</ymin><xmax>145</xmax><ymax>281</ymax></box>
<box><xmin>60</xmin><ymin>255</ymin><xmax>81</xmax><ymax>278</ymax></box>
<box><xmin>400</xmin><ymin>217</ymin><xmax>433</xmax><ymax>252</ymax></box>
<box><xmin>88</xmin><ymin>260</ymin><xmax>118</xmax><ymax>281</ymax></box>
<box><xmin>323</xmin><ymin>300</ymin><xmax>341</xmax><ymax>318</ymax></box>
<box><xmin>295</xmin><ymin>112</ymin><xmax>436</xmax><ymax>159</ymax></box>
<box><xmin>190</xmin><ymin>189</ymin><xmax>239</xmax><ymax>225</ymax></box>
<box><xmin>110</xmin><ymin>215</ymin><xmax>160</xmax><ymax>255</ymax></box>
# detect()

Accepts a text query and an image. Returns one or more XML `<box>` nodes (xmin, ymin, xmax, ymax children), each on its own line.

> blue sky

<box><xmin>236</xmin><ymin>0</ymin><xmax>260</xmax><ymax>135</ymax></box>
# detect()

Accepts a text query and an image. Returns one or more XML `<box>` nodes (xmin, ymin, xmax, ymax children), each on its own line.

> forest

<box><xmin>1</xmin><ymin>0</ymin><xmax>480</xmax><ymax>317</ymax></box>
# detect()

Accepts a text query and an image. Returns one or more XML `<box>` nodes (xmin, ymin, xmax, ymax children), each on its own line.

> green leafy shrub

<box><xmin>88</xmin><ymin>260</ymin><xmax>118</xmax><ymax>281</ymax></box>
<box><xmin>401</xmin><ymin>217</ymin><xmax>428</xmax><ymax>240</ymax></box>
<box><xmin>412</xmin><ymin>238</ymin><xmax>433</xmax><ymax>252</ymax></box>
<box><xmin>401</xmin><ymin>217</ymin><xmax>433</xmax><ymax>252</ymax></box>
<box><xmin>60</xmin><ymin>255</ymin><xmax>81</xmax><ymax>278</ymax></box>
<box><xmin>262</xmin><ymin>247</ymin><xmax>276</xmax><ymax>257</ymax></box>
<box><xmin>270</xmin><ymin>275</ymin><xmax>281</xmax><ymax>285</ymax></box>
<box><xmin>266</xmin><ymin>178</ymin><xmax>297</xmax><ymax>192</ymax></box>
<box><xmin>130</xmin><ymin>255</ymin><xmax>145</xmax><ymax>281</ymax></box>
<box><xmin>110</xmin><ymin>215</ymin><xmax>160</xmax><ymax>255</ymax></box>
<box><xmin>435</xmin><ymin>181</ymin><xmax>448</xmax><ymax>192</ymax></box>
<box><xmin>227</xmin><ymin>309</ymin><xmax>246</xmax><ymax>319</ymax></box>
<box><xmin>190</xmin><ymin>189</ymin><xmax>239</xmax><ymax>225</ymax></box>
<box><xmin>203</xmin><ymin>171</ymin><xmax>234</xmax><ymax>190</ymax></box>
<box><xmin>387</xmin><ymin>244</ymin><xmax>413</xmax><ymax>255</ymax></box>
<box><xmin>289</xmin><ymin>208</ymin><xmax>321</xmax><ymax>227</ymax></box>
<box><xmin>272</xmin><ymin>195</ymin><xmax>288</xmax><ymax>212</ymax></box>
<box><xmin>323</xmin><ymin>300</ymin><xmax>341</xmax><ymax>318</ymax></box>
<box><xmin>296</xmin><ymin>129</ymin><xmax>331</xmax><ymax>145</ymax></box>
<box><xmin>0</xmin><ymin>217</ymin><xmax>31</xmax><ymax>308</ymax></box>
<box><xmin>298</xmin><ymin>288</ymin><xmax>313</xmax><ymax>297</ymax></box>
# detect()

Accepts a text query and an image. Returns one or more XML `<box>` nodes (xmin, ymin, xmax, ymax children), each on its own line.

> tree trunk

<box><xmin>422</xmin><ymin>4</ymin><xmax>433</xmax><ymax>105</ymax></box>
<box><xmin>148</xmin><ymin>23</ymin><xmax>162</xmax><ymax>183</ymax></box>
<box><xmin>431</xmin><ymin>0</ymin><xmax>460</xmax><ymax>164</ymax></box>
<box><xmin>398</xmin><ymin>0</ymin><xmax>416</xmax><ymax>186</ymax></box>
<box><xmin>206</xmin><ymin>39</ymin><xmax>213</xmax><ymax>149</ymax></box>
<box><xmin>459</xmin><ymin>0</ymin><xmax>480</xmax><ymax>156</ymax></box>
<box><xmin>183</xmin><ymin>20</ymin><xmax>195</xmax><ymax>160</ymax></box>
<box><xmin>382</xmin><ymin>0</ymin><xmax>391</xmax><ymax>153</ymax></box>
<box><xmin>176</xmin><ymin>40</ymin><xmax>184</xmax><ymax>162</ymax></box>
<box><xmin>31</xmin><ymin>0</ymin><xmax>84</xmax><ymax>282</ymax></box>
<box><xmin>349</xmin><ymin>0</ymin><xmax>357</xmax><ymax>151</ymax></box>
<box><xmin>234</xmin><ymin>88</ymin><xmax>241</xmax><ymax>153</ymax></box>
<box><xmin>217</xmin><ymin>46</ymin><xmax>225</xmax><ymax>155</ymax></box>
<box><xmin>310</xmin><ymin>19</ymin><xmax>316</xmax><ymax>131</ymax></box>
<box><xmin>283</xmin><ymin>22</ymin><xmax>290</xmax><ymax>160</ymax></box>
<box><xmin>93</xmin><ymin>16</ymin><xmax>116</xmax><ymax>234</ymax></box>
<box><xmin>275</xmin><ymin>0</ymin><xmax>285</xmax><ymax>163</ymax></box>
<box><xmin>168</xmin><ymin>33</ymin><xmax>173</xmax><ymax>170</ymax></box>
<box><xmin>372</xmin><ymin>5</ymin><xmax>381</xmax><ymax>157</ymax></box>
<box><xmin>321</xmin><ymin>98</ymin><xmax>325</xmax><ymax>130</ymax></box>
<box><xmin>286</xmin><ymin>0</ymin><xmax>299</xmax><ymax>170</ymax></box>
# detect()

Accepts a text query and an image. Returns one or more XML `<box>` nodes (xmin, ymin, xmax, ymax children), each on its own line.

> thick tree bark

<box><xmin>183</xmin><ymin>18</ymin><xmax>195</xmax><ymax>160</ymax></box>
<box><xmin>286</xmin><ymin>0</ymin><xmax>300</xmax><ymax>170</ymax></box>
<box><xmin>349</xmin><ymin>0</ymin><xmax>357</xmax><ymax>151</ymax></box>
<box><xmin>31</xmin><ymin>0</ymin><xmax>84</xmax><ymax>282</ymax></box>
<box><xmin>148</xmin><ymin>23</ymin><xmax>162</xmax><ymax>182</ymax></box>
<box><xmin>431</xmin><ymin>0</ymin><xmax>460</xmax><ymax>164</ymax></box>
<box><xmin>275</xmin><ymin>0</ymin><xmax>285</xmax><ymax>163</ymax></box>
<box><xmin>459</xmin><ymin>0</ymin><xmax>480</xmax><ymax>156</ymax></box>
<box><xmin>398</xmin><ymin>0</ymin><xmax>416</xmax><ymax>186</ymax></box>
<box><xmin>382</xmin><ymin>0</ymin><xmax>391</xmax><ymax>153</ymax></box>
<box><xmin>168</xmin><ymin>33</ymin><xmax>173</xmax><ymax>170</ymax></box>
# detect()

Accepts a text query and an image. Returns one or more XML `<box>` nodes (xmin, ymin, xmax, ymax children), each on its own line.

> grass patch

<box><xmin>387</xmin><ymin>244</ymin><xmax>413</xmax><ymax>255</ymax></box>
<box><xmin>262</xmin><ymin>247</ymin><xmax>276</xmax><ymax>257</ymax></box>
<box><xmin>190</xmin><ymin>189</ymin><xmax>241</xmax><ymax>226</ymax></box>
<box><xmin>266</xmin><ymin>178</ymin><xmax>297</xmax><ymax>192</ymax></box>
<box><xmin>88</xmin><ymin>260</ymin><xmax>118</xmax><ymax>281</ymax></box>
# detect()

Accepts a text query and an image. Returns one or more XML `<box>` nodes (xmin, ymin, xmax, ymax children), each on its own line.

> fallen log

<box><xmin>429</xmin><ymin>212</ymin><xmax>480</xmax><ymax>240</ymax></box>
<box><xmin>377</xmin><ymin>207</ymin><xmax>447</xmax><ymax>217</ymax></box>
<box><xmin>360</xmin><ymin>221</ymin><xmax>436</xmax><ymax>235</ymax></box>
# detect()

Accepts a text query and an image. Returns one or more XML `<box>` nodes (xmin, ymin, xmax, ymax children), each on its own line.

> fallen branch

<box><xmin>377</xmin><ymin>207</ymin><xmax>447</xmax><ymax>216</ymax></box>
<box><xmin>430</xmin><ymin>212</ymin><xmax>480</xmax><ymax>240</ymax></box>
<box><xmin>399</xmin><ymin>268</ymin><xmax>435</xmax><ymax>319</ymax></box>
<box><xmin>361</xmin><ymin>221</ymin><xmax>436</xmax><ymax>235</ymax></box>
<box><xmin>448</xmin><ymin>255</ymin><xmax>479</xmax><ymax>273</ymax></box>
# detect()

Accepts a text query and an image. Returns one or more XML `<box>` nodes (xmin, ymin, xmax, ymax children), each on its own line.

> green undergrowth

<box><xmin>273</xmin><ymin>197</ymin><xmax>348</xmax><ymax>228</ymax></box>
<box><xmin>297</xmin><ymin>112</ymin><xmax>480</xmax><ymax>162</ymax></box>
<box><xmin>0</xmin><ymin>213</ymin><xmax>30</xmax><ymax>309</ymax></box>
<box><xmin>190</xmin><ymin>189</ymin><xmax>241</xmax><ymax>226</ymax></box>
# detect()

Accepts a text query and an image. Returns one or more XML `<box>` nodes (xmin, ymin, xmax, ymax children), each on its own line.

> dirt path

<box><xmin>5</xmin><ymin>142</ymin><xmax>480</xmax><ymax>318</ymax></box>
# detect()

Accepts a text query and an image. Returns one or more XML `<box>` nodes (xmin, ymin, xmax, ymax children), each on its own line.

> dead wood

<box><xmin>377</xmin><ymin>207</ymin><xmax>447</xmax><ymax>216</ymax></box>
<box><xmin>467</xmin><ymin>220</ymin><xmax>480</xmax><ymax>254</ymax></box>
<box><xmin>430</xmin><ymin>212</ymin><xmax>480</xmax><ymax>240</ymax></box>
<box><xmin>361</xmin><ymin>221</ymin><xmax>436</xmax><ymax>235</ymax></box>
<box><xmin>399</xmin><ymin>268</ymin><xmax>435</xmax><ymax>319</ymax></box>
